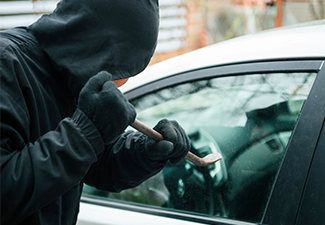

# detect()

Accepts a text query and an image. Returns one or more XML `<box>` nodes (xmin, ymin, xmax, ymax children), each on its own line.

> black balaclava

<box><xmin>28</xmin><ymin>0</ymin><xmax>159</xmax><ymax>97</ymax></box>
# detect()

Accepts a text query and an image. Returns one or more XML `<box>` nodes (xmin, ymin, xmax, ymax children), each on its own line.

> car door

<box><xmin>79</xmin><ymin>60</ymin><xmax>324</xmax><ymax>225</ymax></box>
<box><xmin>263</xmin><ymin>61</ymin><xmax>325</xmax><ymax>225</ymax></box>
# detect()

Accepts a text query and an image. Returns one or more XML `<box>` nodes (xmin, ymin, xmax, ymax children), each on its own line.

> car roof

<box><xmin>120</xmin><ymin>20</ymin><xmax>325</xmax><ymax>93</ymax></box>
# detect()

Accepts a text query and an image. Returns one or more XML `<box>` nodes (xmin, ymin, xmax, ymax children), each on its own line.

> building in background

<box><xmin>151</xmin><ymin>0</ymin><xmax>324</xmax><ymax>64</ymax></box>
<box><xmin>1</xmin><ymin>0</ymin><xmax>324</xmax><ymax>65</ymax></box>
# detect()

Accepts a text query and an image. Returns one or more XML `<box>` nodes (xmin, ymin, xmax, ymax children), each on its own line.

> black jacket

<box><xmin>0</xmin><ymin>0</ymin><xmax>161</xmax><ymax>224</ymax></box>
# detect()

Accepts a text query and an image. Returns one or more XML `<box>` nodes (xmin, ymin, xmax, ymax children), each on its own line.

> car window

<box><xmin>82</xmin><ymin>72</ymin><xmax>317</xmax><ymax>223</ymax></box>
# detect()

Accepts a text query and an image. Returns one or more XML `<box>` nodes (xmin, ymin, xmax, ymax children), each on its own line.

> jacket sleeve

<box><xmin>0</xmin><ymin>89</ymin><xmax>104</xmax><ymax>224</ymax></box>
<box><xmin>84</xmin><ymin>131</ymin><xmax>167</xmax><ymax>192</ymax></box>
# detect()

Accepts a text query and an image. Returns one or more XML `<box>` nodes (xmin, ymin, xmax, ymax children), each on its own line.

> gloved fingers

<box><xmin>102</xmin><ymin>79</ymin><xmax>119</xmax><ymax>92</ymax></box>
<box><xmin>154</xmin><ymin>119</ymin><xmax>190</xmax><ymax>149</ymax></box>
<box><xmin>100</xmin><ymin>81</ymin><xmax>137</xmax><ymax>125</ymax></box>
<box><xmin>153</xmin><ymin>119</ymin><xmax>177</xmax><ymax>143</ymax></box>
<box><xmin>77</xmin><ymin>70</ymin><xmax>136</xmax><ymax>144</ymax></box>
<box><xmin>152</xmin><ymin>119</ymin><xmax>191</xmax><ymax>163</ymax></box>
<box><xmin>145</xmin><ymin>139</ymin><xmax>174</xmax><ymax>161</ymax></box>
<box><xmin>127</xmin><ymin>102</ymin><xmax>137</xmax><ymax>125</ymax></box>
<box><xmin>84</xmin><ymin>71</ymin><xmax>113</xmax><ymax>93</ymax></box>
<box><xmin>169</xmin><ymin>150</ymin><xmax>188</xmax><ymax>164</ymax></box>
<box><xmin>116</xmin><ymin>101</ymin><xmax>137</xmax><ymax>126</ymax></box>
<box><xmin>156</xmin><ymin>140</ymin><xmax>174</xmax><ymax>156</ymax></box>
<box><xmin>168</xmin><ymin>132</ymin><xmax>190</xmax><ymax>164</ymax></box>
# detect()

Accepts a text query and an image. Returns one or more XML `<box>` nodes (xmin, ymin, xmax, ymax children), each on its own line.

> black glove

<box><xmin>144</xmin><ymin>119</ymin><xmax>190</xmax><ymax>164</ymax></box>
<box><xmin>77</xmin><ymin>71</ymin><xmax>136</xmax><ymax>144</ymax></box>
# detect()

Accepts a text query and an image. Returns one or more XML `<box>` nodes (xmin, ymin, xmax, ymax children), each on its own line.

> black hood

<box><xmin>28</xmin><ymin>0</ymin><xmax>159</xmax><ymax>97</ymax></box>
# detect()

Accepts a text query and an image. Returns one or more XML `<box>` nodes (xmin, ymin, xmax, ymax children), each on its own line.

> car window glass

<box><xmin>82</xmin><ymin>72</ymin><xmax>317</xmax><ymax>223</ymax></box>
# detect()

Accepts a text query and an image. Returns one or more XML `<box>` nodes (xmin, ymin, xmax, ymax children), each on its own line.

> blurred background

<box><xmin>1</xmin><ymin>0</ymin><xmax>324</xmax><ymax>65</ymax></box>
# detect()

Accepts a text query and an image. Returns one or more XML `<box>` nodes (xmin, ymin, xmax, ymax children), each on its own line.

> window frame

<box><xmin>263</xmin><ymin>61</ymin><xmax>325</xmax><ymax>225</ymax></box>
<box><xmin>81</xmin><ymin>59</ymin><xmax>325</xmax><ymax>225</ymax></box>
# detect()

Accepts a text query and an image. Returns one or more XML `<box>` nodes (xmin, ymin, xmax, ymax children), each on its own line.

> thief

<box><xmin>0</xmin><ymin>0</ymin><xmax>191</xmax><ymax>224</ymax></box>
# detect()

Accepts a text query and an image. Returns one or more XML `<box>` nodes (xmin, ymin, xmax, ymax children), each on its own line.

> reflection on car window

<box><xmin>82</xmin><ymin>72</ymin><xmax>316</xmax><ymax>223</ymax></box>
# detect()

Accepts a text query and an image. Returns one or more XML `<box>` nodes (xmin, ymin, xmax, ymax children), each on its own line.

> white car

<box><xmin>78</xmin><ymin>20</ymin><xmax>325</xmax><ymax>225</ymax></box>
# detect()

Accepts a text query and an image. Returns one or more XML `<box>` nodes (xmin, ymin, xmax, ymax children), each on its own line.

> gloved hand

<box><xmin>77</xmin><ymin>71</ymin><xmax>136</xmax><ymax>144</ymax></box>
<box><xmin>144</xmin><ymin>119</ymin><xmax>191</xmax><ymax>164</ymax></box>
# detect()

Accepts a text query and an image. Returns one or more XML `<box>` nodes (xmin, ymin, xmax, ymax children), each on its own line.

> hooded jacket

<box><xmin>0</xmin><ymin>0</ymin><xmax>161</xmax><ymax>224</ymax></box>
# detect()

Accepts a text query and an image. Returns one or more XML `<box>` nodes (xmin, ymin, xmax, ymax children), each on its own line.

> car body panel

<box><xmin>78</xmin><ymin>197</ymin><xmax>258</xmax><ymax>225</ymax></box>
<box><xmin>77</xmin><ymin>202</ymin><xmax>204</xmax><ymax>225</ymax></box>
